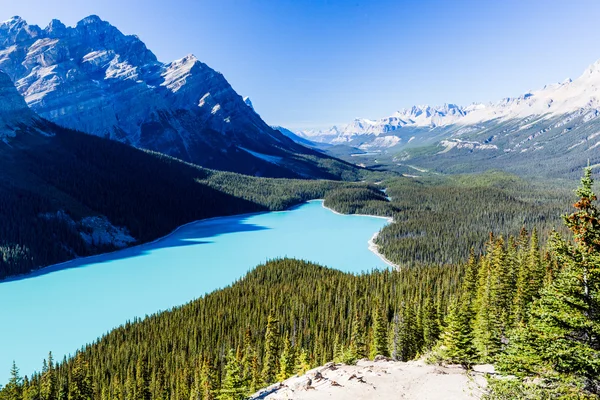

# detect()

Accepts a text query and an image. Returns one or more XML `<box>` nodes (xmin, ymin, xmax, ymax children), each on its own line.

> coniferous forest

<box><xmin>2</xmin><ymin>168</ymin><xmax>598</xmax><ymax>399</ymax></box>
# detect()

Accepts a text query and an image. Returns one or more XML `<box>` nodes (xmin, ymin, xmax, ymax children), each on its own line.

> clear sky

<box><xmin>2</xmin><ymin>0</ymin><xmax>600</xmax><ymax>129</ymax></box>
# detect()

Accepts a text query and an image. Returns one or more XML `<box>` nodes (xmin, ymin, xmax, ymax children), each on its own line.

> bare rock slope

<box><xmin>252</xmin><ymin>359</ymin><xmax>490</xmax><ymax>400</ymax></box>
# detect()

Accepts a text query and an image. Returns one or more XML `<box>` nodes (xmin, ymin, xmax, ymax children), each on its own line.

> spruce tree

<box><xmin>68</xmin><ymin>354</ymin><xmax>91</xmax><ymax>400</ymax></box>
<box><xmin>200</xmin><ymin>358</ymin><xmax>216</xmax><ymax>400</ymax></box>
<box><xmin>295</xmin><ymin>349</ymin><xmax>311</xmax><ymax>376</ymax></box>
<box><xmin>40</xmin><ymin>352</ymin><xmax>56</xmax><ymax>400</ymax></box>
<box><xmin>371</xmin><ymin>301</ymin><xmax>389</xmax><ymax>358</ymax></box>
<box><xmin>261</xmin><ymin>314</ymin><xmax>279</xmax><ymax>385</ymax></box>
<box><xmin>276</xmin><ymin>336</ymin><xmax>295</xmax><ymax>382</ymax></box>
<box><xmin>135</xmin><ymin>356</ymin><xmax>150</xmax><ymax>400</ymax></box>
<box><xmin>440</xmin><ymin>299</ymin><xmax>477</xmax><ymax>367</ymax></box>
<box><xmin>500</xmin><ymin>167</ymin><xmax>600</xmax><ymax>395</ymax></box>
<box><xmin>349</xmin><ymin>311</ymin><xmax>367</xmax><ymax>360</ymax></box>
<box><xmin>421</xmin><ymin>298</ymin><xmax>440</xmax><ymax>351</ymax></box>
<box><xmin>5</xmin><ymin>362</ymin><xmax>23</xmax><ymax>400</ymax></box>
<box><xmin>218</xmin><ymin>350</ymin><xmax>246</xmax><ymax>400</ymax></box>
<box><xmin>473</xmin><ymin>238</ymin><xmax>507</xmax><ymax>360</ymax></box>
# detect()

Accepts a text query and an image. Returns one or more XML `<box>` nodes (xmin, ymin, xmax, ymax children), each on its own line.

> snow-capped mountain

<box><xmin>302</xmin><ymin>59</ymin><xmax>600</xmax><ymax>150</ymax></box>
<box><xmin>0</xmin><ymin>15</ymin><xmax>354</xmax><ymax>179</ymax></box>
<box><xmin>300</xmin><ymin>104</ymin><xmax>470</xmax><ymax>144</ymax></box>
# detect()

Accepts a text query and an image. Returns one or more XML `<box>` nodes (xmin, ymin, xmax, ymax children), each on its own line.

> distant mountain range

<box><xmin>0</xmin><ymin>15</ymin><xmax>356</xmax><ymax>179</ymax></box>
<box><xmin>293</xmin><ymin>60</ymin><xmax>600</xmax><ymax>177</ymax></box>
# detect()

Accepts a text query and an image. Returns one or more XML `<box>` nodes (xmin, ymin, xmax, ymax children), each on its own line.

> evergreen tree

<box><xmin>349</xmin><ymin>311</ymin><xmax>367</xmax><ymax>361</ymax></box>
<box><xmin>249</xmin><ymin>354</ymin><xmax>261</xmax><ymax>394</ymax></box>
<box><xmin>40</xmin><ymin>353</ymin><xmax>56</xmax><ymax>400</ymax></box>
<box><xmin>500</xmin><ymin>167</ymin><xmax>600</xmax><ymax>395</ymax></box>
<box><xmin>22</xmin><ymin>378</ymin><xmax>39</xmax><ymax>400</ymax></box>
<box><xmin>276</xmin><ymin>336</ymin><xmax>295</xmax><ymax>382</ymax></box>
<box><xmin>421</xmin><ymin>298</ymin><xmax>440</xmax><ymax>351</ymax></box>
<box><xmin>473</xmin><ymin>238</ymin><xmax>506</xmax><ymax>360</ymax></box>
<box><xmin>218</xmin><ymin>350</ymin><xmax>246</xmax><ymax>400</ymax></box>
<box><xmin>68</xmin><ymin>354</ymin><xmax>91</xmax><ymax>400</ymax></box>
<box><xmin>513</xmin><ymin>228</ymin><xmax>544</xmax><ymax>325</ymax></box>
<box><xmin>4</xmin><ymin>362</ymin><xmax>23</xmax><ymax>400</ymax></box>
<box><xmin>295</xmin><ymin>349</ymin><xmax>311</xmax><ymax>376</ymax></box>
<box><xmin>240</xmin><ymin>328</ymin><xmax>254</xmax><ymax>387</ymax></box>
<box><xmin>200</xmin><ymin>358</ymin><xmax>216</xmax><ymax>400</ymax></box>
<box><xmin>261</xmin><ymin>314</ymin><xmax>280</xmax><ymax>385</ymax></box>
<box><xmin>371</xmin><ymin>301</ymin><xmax>389</xmax><ymax>358</ymax></box>
<box><xmin>135</xmin><ymin>356</ymin><xmax>150</xmax><ymax>400</ymax></box>
<box><xmin>439</xmin><ymin>299</ymin><xmax>477</xmax><ymax>367</ymax></box>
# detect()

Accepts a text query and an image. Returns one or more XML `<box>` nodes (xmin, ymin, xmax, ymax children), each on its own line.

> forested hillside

<box><xmin>325</xmin><ymin>171</ymin><xmax>572</xmax><ymax>266</ymax></box>
<box><xmin>0</xmin><ymin>259</ymin><xmax>463</xmax><ymax>400</ymax></box>
<box><xmin>4</xmin><ymin>169</ymin><xmax>597</xmax><ymax>399</ymax></box>
<box><xmin>0</xmin><ymin>122</ymin><xmax>366</xmax><ymax>280</ymax></box>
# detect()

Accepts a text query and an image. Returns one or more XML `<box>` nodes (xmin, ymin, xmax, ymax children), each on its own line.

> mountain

<box><xmin>303</xmin><ymin>60</ymin><xmax>600</xmax><ymax>177</ymax></box>
<box><xmin>0</xmin><ymin>15</ymin><xmax>357</xmax><ymax>179</ymax></box>
<box><xmin>271</xmin><ymin>125</ymin><xmax>327</xmax><ymax>149</ymax></box>
<box><xmin>0</xmin><ymin>69</ymin><xmax>354</xmax><ymax>279</ymax></box>
<box><xmin>0</xmin><ymin>69</ymin><xmax>39</xmax><ymax>138</ymax></box>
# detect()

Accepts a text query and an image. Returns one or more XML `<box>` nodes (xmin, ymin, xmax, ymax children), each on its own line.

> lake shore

<box><xmin>4</xmin><ymin>199</ymin><xmax>393</xmax><ymax>283</ymax></box>
<box><xmin>319</xmin><ymin>201</ymin><xmax>399</xmax><ymax>270</ymax></box>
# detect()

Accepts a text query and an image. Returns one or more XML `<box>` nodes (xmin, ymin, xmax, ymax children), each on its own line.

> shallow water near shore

<box><xmin>0</xmin><ymin>200</ymin><xmax>389</xmax><ymax>382</ymax></box>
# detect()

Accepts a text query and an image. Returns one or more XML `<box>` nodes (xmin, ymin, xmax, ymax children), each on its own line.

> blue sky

<box><xmin>2</xmin><ymin>0</ymin><xmax>600</xmax><ymax>129</ymax></box>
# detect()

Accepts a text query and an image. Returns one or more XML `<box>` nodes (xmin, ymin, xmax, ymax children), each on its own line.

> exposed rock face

<box><xmin>0</xmin><ymin>15</ymin><xmax>338</xmax><ymax>177</ymax></box>
<box><xmin>0</xmin><ymin>69</ymin><xmax>38</xmax><ymax>139</ymax></box>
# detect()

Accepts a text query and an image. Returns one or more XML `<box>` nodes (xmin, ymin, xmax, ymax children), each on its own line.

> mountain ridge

<box><xmin>301</xmin><ymin>58</ymin><xmax>600</xmax><ymax>145</ymax></box>
<box><xmin>0</xmin><ymin>15</ymin><xmax>358</xmax><ymax>179</ymax></box>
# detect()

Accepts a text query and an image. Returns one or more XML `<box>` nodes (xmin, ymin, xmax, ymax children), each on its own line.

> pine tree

<box><xmin>295</xmin><ymin>349</ymin><xmax>311</xmax><ymax>376</ymax></box>
<box><xmin>249</xmin><ymin>354</ymin><xmax>261</xmax><ymax>394</ymax></box>
<box><xmin>440</xmin><ymin>299</ymin><xmax>477</xmax><ymax>367</ymax></box>
<box><xmin>135</xmin><ymin>356</ymin><xmax>150</xmax><ymax>400</ymax></box>
<box><xmin>513</xmin><ymin>229</ymin><xmax>545</xmax><ymax>325</ymax></box>
<box><xmin>421</xmin><ymin>298</ymin><xmax>440</xmax><ymax>351</ymax></box>
<box><xmin>5</xmin><ymin>362</ymin><xmax>23</xmax><ymax>400</ymax></box>
<box><xmin>218</xmin><ymin>350</ymin><xmax>246</xmax><ymax>400</ymax></box>
<box><xmin>371</xmin><ymin>301</ymin><xmax>389</xmax><ymax>358</ymax></box>
<box><xmin>240</xmin><ymin>328</ymin><xmax>254</xmax><ymax>387</ymax></box>
<box><xmin>276</xmin><ymin>335</ymin><xmax>295</xmax><ymax>382</ymax></box>
<box><xmin>349</xmin><ymin>311</ymin><xmax>367</xmax><ymax>361</ymax></box>
<box><xmin>397</xmin><ymin>303</ymin><xmax>418</xmax><ymax>361</ymax></box>
<box><xmin>40</xmin><ymin>352</ymin><xmax>56</xmax><ymax>400</ymax></box>
<box><xmin>473</xmin><ymin>238</ymin><xmax>507</xmax><ymax>360</ymax></box>
<box><xmin>200</xmin><ymin>358</ymin><xmax>216</xmax><ymax>400</ymax></box>
<box><xmin>261</xmin><ymin>314</ymin><xmax>280</xmax><ymax>385</ymax></box>
<box><xmin>500</xmin><ymin>167</ymin><xmax>600</xmax><ymax>395</ymax></box>
<box><xmin>68</xmin><ymin>354</ymin><xmax>91</xmax><ymax>400</ymax></box>
<box><xmin>22</xmin><ymin>378</ymin><xmax>39</xmax><ymax>400</ymax></box>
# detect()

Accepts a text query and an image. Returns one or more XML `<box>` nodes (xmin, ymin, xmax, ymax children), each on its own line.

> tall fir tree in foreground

<box><xmin>499</xmin><ymin>167</ymin><xmax>600</xmax><ymax>396</ymax></box>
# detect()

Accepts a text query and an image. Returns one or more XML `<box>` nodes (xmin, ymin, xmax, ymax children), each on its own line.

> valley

<box><xmin>0</xmin><ymin>5</ymin><xmax>599</xmax><ymax>400</ymax></box>
<box><xmin>0</xmin><ymin>201</ymin><xmax>389</xmax><ymax>384</ymax></box>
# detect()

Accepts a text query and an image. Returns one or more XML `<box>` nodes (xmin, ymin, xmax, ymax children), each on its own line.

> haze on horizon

<box><xmin>2</xmin><ymin>0</ymin><xmax>600</xmax><ymax>130</ymax></box>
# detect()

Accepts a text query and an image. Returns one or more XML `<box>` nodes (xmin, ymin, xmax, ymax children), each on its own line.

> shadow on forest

<box><xmin>3</xmin><ymin>213</ymin><xmax>269</xmax><ymax>283</ymax></box>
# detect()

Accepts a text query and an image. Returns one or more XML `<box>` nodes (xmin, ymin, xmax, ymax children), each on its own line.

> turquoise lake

<box><xmin>0</xmin><ymin>200</ymin><xmax>390</xmax><ymax>383</ymax></box>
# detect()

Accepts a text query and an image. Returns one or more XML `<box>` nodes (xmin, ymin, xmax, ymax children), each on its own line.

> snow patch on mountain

<box><xmin>239</xmin><ymin>147</ymin><xmax>283</xmax><ymax>165</ymax></box>
<box><xmin>439</xmin><ymin>139</ymin><xmax>498</xmax><ymax>153</ymax></box>
<box><xmin>305</xmin><ymin>58</ymin><xmax>600</xmax><ymax>149</ymax></box>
